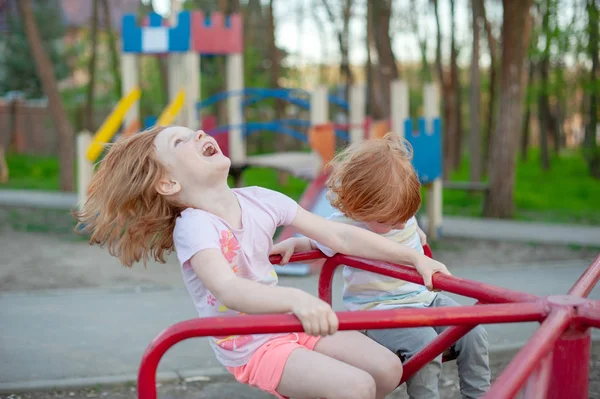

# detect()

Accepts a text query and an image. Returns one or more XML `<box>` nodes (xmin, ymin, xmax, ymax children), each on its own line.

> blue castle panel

<box><xmin>121</xmin><ymin>12</ymin><xmax>191</xmax><ymax>54</ymax></box>
<box><xmin>122</xmin><ymin>14</ymin><xmax>142</xmax><ymax>53</ymax></box>
<box><xmin>168</xmin><ymin>11</ymin><xmax>191</xmax><ymax>52</ymax></box>
<box><xmin>404</xmin><ymin>118</ymin><xmax>443</xmax><ymax>185</ymax></box>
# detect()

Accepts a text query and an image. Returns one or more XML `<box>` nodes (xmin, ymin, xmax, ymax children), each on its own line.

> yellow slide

<box><xmin>86</xmin><ymin>87</ymin><xmax>141</xmax><ymax>162</ymax></box>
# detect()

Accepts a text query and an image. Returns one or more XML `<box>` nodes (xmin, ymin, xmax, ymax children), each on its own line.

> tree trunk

<box><xmin>433</xmin><ymin>0</ymin><xmax>456</xmax><ymax>178</ymax></box>
<box><xmin>101</xmin><ymin>0</ymin><xmax>122</xmax><ymax>99</ymax></box>
<box><xmin>469</xmin><ymin>0</ymin><xmax>482</xmax><ymax>182</ymax></box>
<box><xmin>409</xmin><ymin>0</ymin><xmax>431</xmax><ymax>83</ymax></box>
<box><xmin>584</xmin><ymin>0</ymin><xmax>599</xmax><ymax>178</ymax></box>
<box><xmin>366</xmin><ymin>0</ymin><xmax>384</xmax><ymax>119</ymax></box>
<box><xmin>538</xmin><ymin>1</ymin><xmax>551</xmax><ymax>170</ymax></box>
<box><xmin>85</xmin><ymin>0</ymin><xmax>99</xmax><ymax>130</ymax></box>
<box><xmin>450</xmin><ymin>0</ymin><xmax>462</xmax><ymax>169</ymax></box>
<box><xmin>371</xmin><ymin>0</ymin><xmax>398</xmax><ymax>118</ymax></box>
<box><xmin>520</xmin><ymin>61</ymin><xmax>535</xmax><ymax>162</ymax></box>
<box><xmin>483</xmin><ymin>0</ymin><xmax>534</xmax><ymax>218</ymax></box>
<box><xmin>18</xmin><ymin>0</ymin><xmax>74</xmax><ymax>191</ymax></box>
<box><xmin>320</xmin><ymin>0</ymin><xmax>354</xmax><ymax>100</ymax></box>
<box><xmin>481</xmin><ymin>0</ymin><xmax>498</xmax><ymax>170</ymax></box>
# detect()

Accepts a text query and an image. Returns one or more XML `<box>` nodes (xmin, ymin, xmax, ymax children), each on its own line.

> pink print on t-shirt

<box><xmin>220</xmin><ymin>230</ymin><xmax>240</xmax><ymax>263</ymax></box>
<box><xmin>214</xmin><ymin>334</ymin><xmax>254</xmax><ymax>350</ymax></box>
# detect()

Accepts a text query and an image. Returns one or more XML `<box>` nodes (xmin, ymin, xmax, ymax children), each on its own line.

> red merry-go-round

<box><xmin>137</xmin><ymin>247</ymin><xmax>600</xmax><ymax>399</ymax></box>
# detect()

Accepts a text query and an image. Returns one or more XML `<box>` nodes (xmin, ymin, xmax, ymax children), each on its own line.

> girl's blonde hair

<box><xmin>326</xmin><ymin>133</ymin><xmax>421</xmax><ymax>225</ymax></box>
<box><xmin>73</xmin><ymin>126</ymin><xmax>184</xmax><ymax>267</ymax></box>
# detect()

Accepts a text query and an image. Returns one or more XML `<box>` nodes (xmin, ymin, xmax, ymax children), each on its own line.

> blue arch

<box><xmin>196</xmin><ymin>88</ymin><xmax>349</xmax><ymax>112</ymax></box>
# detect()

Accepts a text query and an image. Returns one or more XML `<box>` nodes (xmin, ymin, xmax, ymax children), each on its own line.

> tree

<box><xmin>367</xmin><ymin>0</ymin><xmax>398</xmax><ymax>119</ymax></box>
<box><xmin>0</xmin><ymin>0</ymin><xmax>69</xmax><ymax>98</ymax></box>
<box><xmin>449</xmin><ymin>0</ymin><xmax>462</xmax><ymax>170</ymax></box>
<box><xmin>319</xmin><ymin>0</ymin><xmax>354</xmax><ymax>98</ymax></box>
<box><xmin>85</xmin><ymin>0</ymin><xmax>100</xmax><ymax>130</ymax></box>
<box><xmin>537</xmin><ymin>0</ymin><xmax>553</xmax><ymax>170</ymax></box>
<box><xmin>484</xmin><ymin>0</ymin><xmax>534</xmax><ymax>218</ymax></box>
<box><xmin>17</xmin><ymin>0</ymin><xmax>75</xmax><ymax>191</ymax></box>
<box><xmin>432</xmin><ymin>0</ymin><xmax>461</xmax><ymax>177</ymax></box>
<box><xmin>101</xmin><ymin>0</ymin><xmax>122</xmax><ymax>99</ymax></box>
<box><xmin>469</xmin><ymin>0</ymin><xmax>482</xmax><ymax>182</ymax></box>
<box><xmin>583</xmin><ymin>0</ymin><xmax>599</xmax><ymax>178</ymax></box>
<box><xmin>480</xmin><ymin>0</ymin><xmax>499</xmax><ymax>166</ymax></box>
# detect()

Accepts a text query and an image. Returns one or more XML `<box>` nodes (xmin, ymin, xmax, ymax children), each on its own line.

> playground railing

<box><xmin>137</xmin><ymin>251</ymin><xmax>600</xmax><ymax>399</ymax></box>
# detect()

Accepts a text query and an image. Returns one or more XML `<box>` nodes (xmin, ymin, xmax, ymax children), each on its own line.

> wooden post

<box><xmin>349</xmin><ymin>84</ymin><xmax>366</xmax><ymax>144</ymax></box>
<box><xmin>121</xmin><ymin>53</ymin><xmax>139</xmax><ymax>130</ymax></box>
<box><xmin>391</xmin><ymin>80</ymin><xmax>409</xmax><ymax>138</ymax></box>
<box><xmin>183</xmin><ymin>52</ymin><xmax>199</xmax><ymax>129</ymax></box>
<box><xmin>424</xmin><ymin>83</ymin><xmax>443</xmax><ymax>239</ymax></box>
<box><xmin>227</xmin><ymin>53</ymin><xmax>245</xmax><ymax>168</ymax></box>
<box><xmin>77</xmin><ymin>131</ymin><xmax>94</xmax><ymax>209</ymax></box>
<box><xmin>310</xmin><ymin>85</ymin><xmax>328</xmax><ymax>175</ymax></box>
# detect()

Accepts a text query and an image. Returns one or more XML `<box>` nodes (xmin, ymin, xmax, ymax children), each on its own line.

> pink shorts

<box><xmin>227</xmin><ymin>333</ymin><xmax>322</xmax><ymax>399</ymax></box>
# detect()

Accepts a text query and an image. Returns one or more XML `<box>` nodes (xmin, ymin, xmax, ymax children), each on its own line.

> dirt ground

<box><xmin>2</xmin><ymin>346</ymin><xmax>600</xmax><ymax>399</ymax></box>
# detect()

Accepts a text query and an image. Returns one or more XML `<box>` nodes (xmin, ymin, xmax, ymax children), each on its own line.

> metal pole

<box><xmin>547</xmin><ymin>326</ymin><xmax>591</xmax><ymax>399</ymax></box>
<box><xmin>336</xmin><ymin>255</ymin><xmax>541</xmax><ymax>304</ymax></box>
<box><xmin>483</xmin><ymin>309</ymin><xmax>571</xmax><ymax>399</ymax></box>
<box><xmin>568</xmin><ymin>254</ymin><xmax>600</xmax><ymax>297</ymax></box>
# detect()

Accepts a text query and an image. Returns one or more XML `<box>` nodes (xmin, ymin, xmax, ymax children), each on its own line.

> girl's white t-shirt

<box><xmin>173</xmin><ymin>187</ymin><xmax>298</xmax><ymax>367</ymax></box>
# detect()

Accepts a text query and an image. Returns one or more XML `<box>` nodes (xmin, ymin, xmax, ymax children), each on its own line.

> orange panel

<box><xmin>308</xmin><ymin>123</ymin><xmax>335</xmax><ymax>173</ymax></box>
<box><xmin>369</xmin><ymin>120</ymin><xmax>390</xmax><ymax>139</ymax></box>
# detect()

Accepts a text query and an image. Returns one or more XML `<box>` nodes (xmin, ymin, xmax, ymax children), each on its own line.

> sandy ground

<box><xmin>1</xmin><ymin>229</ymin><xmax>598</xmax><ymax>292</ymax></box>
<box><xmin>2</xmin><ymin>346</ymin><xmax>600</xmax><ymax>399</ymax></box>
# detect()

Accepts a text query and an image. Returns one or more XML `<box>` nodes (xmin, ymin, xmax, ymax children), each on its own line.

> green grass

<box><xmin>442</xmin><ymin>149</ymin><xmax>600</xmax><ymax>224</ymax></box>
<box><xmin>2</xmin><ymin>153</ymin><xmax>61</xmax><ymax>190</ymax></box>
<box><xmin>3</xmin><ymin>149</ymin><xmax>599</xmax><ymax>225</ymax></box>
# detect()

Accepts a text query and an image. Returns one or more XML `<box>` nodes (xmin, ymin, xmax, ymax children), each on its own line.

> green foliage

<box><xmin>2</xmin><ymin>153</ymin><xmax>60</xmax><ymax>191</ymax></box>
<box><xmin>0</xmin><ymin>0</ymin><xmax>71</xmax><ymax>98</ymax></box>
<box><xmin>441</xmin><ymin>149</ymin><xmax>600</xmax><ymax>224</ymax></box>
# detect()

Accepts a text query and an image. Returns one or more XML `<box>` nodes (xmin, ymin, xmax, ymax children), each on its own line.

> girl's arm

<box><xmin>289</xmin><ymin>207</ymin><xmax>450</xmax><ymax>289</ymax></box>
<box><xmin>190</xmin><ymin>248</ymin><xmax>338</xmax><ymax>336</ymax></box>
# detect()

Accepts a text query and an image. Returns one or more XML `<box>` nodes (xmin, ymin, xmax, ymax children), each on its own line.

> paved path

<box><xmin>1</xmin><ymin>258</ymin><xmax>599</xmax><ymax>392</ymax></box>
<box><xmin>1</xmin><ymin>188</ymin><xmax>599</xmax><ymax>246</ymax></box>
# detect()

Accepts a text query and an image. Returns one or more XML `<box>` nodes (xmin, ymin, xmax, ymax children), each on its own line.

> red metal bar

<box><xmin>483</xmin><ymin>309</ymin><xmax>572</xmax><ymax>399</ymax></box>
<box><xmin>400</xmin><ymin>324</ymin><xmax>475</xmax><ymax>383</ymax></box>
<box><xmin>318</xmin><ymin>257</ymin><xmax>338</xmax><ymax>305</ymax></box>
<box><xmin>138</xmin><ymin>303</ymin><xmax>548</xmax><ymax>398</ymax></box>
<box><xmin>269</xmin><ymin>250</ymin><xmax>326</xmax><ymax>265</ymax></box>
<box><xmin>335</xmin><ymin>255</ymin><xmax>541</xmax><ymax>304</ymax></box>
<box><xmin>568</xmin><ymin>254</ymin><xmax>600</xmax><ymax>297</ymax></box>
<box><xmin>576</xmin><ymin>304</ymin><xmax>600</xmax><ymax>329</ymax></box>
<box><xmin>547</xmin><ymin>326</ymin><xmax>591</xmax><ymax>399</ymax></box>
<box><xmin>522</xmin><ymin>352</ymin><xmax>553</xmax><ymax>399</ymax></box>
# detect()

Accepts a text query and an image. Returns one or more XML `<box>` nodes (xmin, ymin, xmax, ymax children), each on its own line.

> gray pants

<box><xmin>365</xmin><ymin>295</ymin><xmax>491</xmax><ymax>399</ymax></box>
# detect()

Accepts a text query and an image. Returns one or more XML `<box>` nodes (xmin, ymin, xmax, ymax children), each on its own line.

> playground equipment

<box><xmin>137</xmin><ymin>250</ymin><xmax>600</xmax><ymax>399</ymax></box>
<box><xmin>76</xmin><ymin>9</ymin><xmax>244</xmax><ymax>207</ymax></box>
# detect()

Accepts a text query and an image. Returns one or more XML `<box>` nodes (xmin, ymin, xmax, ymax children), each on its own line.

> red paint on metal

<box><xmin>568</xmin><ymin>254</ymin><xmax>600</xmax><ymax>297</ymax></box>
<box><xmin>138</xmin><ymin>303</ymin><xmax>547</xmax><ymax>398</ymax></box>
<box><xmin>547</xmin><ymin>327</ymin><xmax>591</xmax><ymax>399</ymax></box>
<box><xmin>334</xmin><ymin>255</ymin><xmax>540</xmax><ymax>304</ymax></box>
<box><xmin>522</xmin><ymin>352</ymin><xmax>553</xmax><ymax>399</ymax></box>
<box><xmin>400</xmin><ymin>324</ymin><xmax>475</xmax><ymax>383</ymax></box>
<box><xmin>138</xmin><ymin>253</ymin><xmax>600</xmax><ymax>399</ymax></box>
<box><xmin>483</xmin><ymin>309</ymin><xmax>571</xmax><ymax>399</ymax></box>
<box><xmin>191</xmin><ymin>11</ymin><xmax>243</xmax><ymax>54</ymax></box>
<box><xmin>576</xmin><ymin>303</ymin><xmax>600</xmax><ymax>329</ymax></box>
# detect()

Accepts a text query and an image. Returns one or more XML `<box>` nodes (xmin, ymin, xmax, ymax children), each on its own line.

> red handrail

<box><xmin>137</xmin><ymin>250</ymin><xmax>600</xmax><ymax>399</ymax></box>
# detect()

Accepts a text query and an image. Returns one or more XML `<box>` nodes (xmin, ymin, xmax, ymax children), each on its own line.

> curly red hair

<box><xmin>326</xmin><ymin>133</ymin><xmax>421</xmax><ymax>225</ymax></box>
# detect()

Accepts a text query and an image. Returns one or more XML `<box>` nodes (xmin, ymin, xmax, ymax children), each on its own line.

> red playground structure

<box><xmin>137</xmin><ymin>247</ymin><xmax>600</xmax><ymax>399</ymax></box>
